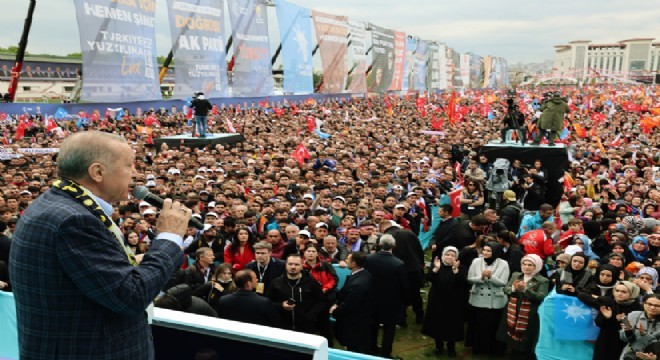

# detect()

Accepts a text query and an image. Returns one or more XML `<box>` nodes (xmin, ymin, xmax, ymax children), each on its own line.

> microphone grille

<box><xmin>132</xmin><ymin>186</ymin><xmax>150</xmax><ymax>200</ymax></box>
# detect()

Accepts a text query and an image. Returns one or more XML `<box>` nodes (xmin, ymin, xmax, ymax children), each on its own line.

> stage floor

<box><xmin>153</xmin><ymin>133</ymin><xmax>245</xmax><ymax>150</ymax></box>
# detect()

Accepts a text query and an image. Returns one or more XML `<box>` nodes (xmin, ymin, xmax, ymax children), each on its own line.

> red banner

<box><xmin>388</xmin><ymin>31</ymin><xmax>406</xmax><ymax>91</ymax></box>
<box><xmin>312</xmin><ymin>11</ymin><xmax>348</xmax><ymax>94</ymax></box>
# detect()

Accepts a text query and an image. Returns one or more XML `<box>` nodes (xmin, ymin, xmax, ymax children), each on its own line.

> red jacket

<box><xmin>303</xmin><ymin>260</ymin><xmax>337</xmax><ymax>293</ymax></box>
<box><xmin>520</xmin><ymin>229</ymin><xmax>555</xmax><ymax>260</ymax></box>
<box><xmin>224</xmin><ymin>244</ymin><xmax>255</xmax><ymax>271</ymax></box>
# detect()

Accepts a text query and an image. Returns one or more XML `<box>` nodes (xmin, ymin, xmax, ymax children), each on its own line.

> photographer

<box><xmin>500</xmin><ymin>98</ymin><xmax>527</xmax><ymax>145</ymax></box>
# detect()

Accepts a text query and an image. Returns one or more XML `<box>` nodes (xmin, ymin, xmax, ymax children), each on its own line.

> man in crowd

<box><xmin>217</xmin><ymin>269</ymin><xmax>281</xmax><ymax>326</ymax></box>
<box><xmin>244</xmin><ymin>242</ymin><xmax>285</xmax><ymax>296</ymax></box>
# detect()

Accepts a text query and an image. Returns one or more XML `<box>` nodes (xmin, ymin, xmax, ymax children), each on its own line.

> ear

<box><xmin>87</xmin><ymin>162</ymin><xmax>105</xmax><ymax>183</ymax></box>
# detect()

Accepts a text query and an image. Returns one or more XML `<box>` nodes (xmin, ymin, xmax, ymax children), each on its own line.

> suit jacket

<box><xmin>333</xmin><ymin>269</ymin><xmax>374</xmax><ymax>349</ymax></box>
<box><xmin>9</xmin><ymin>188</ymin><xmax>183</xmax><ymax>360</ymax></box>
<box><xmin>217</xmin><ymin>290</ymin><xmax>281</xmax><ymax>327</ymax></box>
<box><xmin>388</xmin><ymin>228</ymin><xmax>424</xmax><ymax>274</ymax></box>
<box><xmin>430</xmin><ymin>217</ymin><xmax>458</xmax><ymax>253</ymax></box>
<box><xmin>244</xmin><ymin>257</ymin><xmax>285</xmax><ymax>295</ymax></box>
<box><xmin>365</xmin><ymin>251</ymin><xmax>410</xmax><ymax>325</ymax></box>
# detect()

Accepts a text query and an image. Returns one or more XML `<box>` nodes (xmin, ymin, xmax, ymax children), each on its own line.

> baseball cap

<box><xmin>20</xmin><ymin>190</ymin><xmax>31</xmax><ymax>196</ymax></box>
<box><xmin>146</xmin><ymin>180</ymin><xmax>156</xmax><ymax>187</ymax></box>
<box><xmin>393</xmin><ymin>185</ymin><xmax>404</xmax><ymax>191</ymax></box>
<box><xmin>333</xmin><ymin>196</ymin><xmax>346</xmax><ymax>203</ymax></box>
<box><xmin>139</xmin><ymin>201</ymin><xmax>150</xmax><ymax>207</ymax></box>
<box><xmin>406</xmin><ymin>191</ymin><xmax>416</xmax><ymax>198</ymax></box>
<box><xmin>142</xmin><ymin>209</ymin><xmax>156</xmax><ymax>216</ymax></box>
<box><xmin>303</xmin><ymin>194</ymin><xmax>314</xmax><ymax>200</ymax></box>
<box><xmin>207</xmin><ymin>201</ymin><xmax>216</xmax><ymax>208</ymax></box>
<box><xmin>316</xmin><ymin>222</ymin><xmax>329</xmax><ymax>229</ymax></box>
<box><xmin>203</xmin><ymin>223</ymin><xmax>214</xmax><ymax>232</ymax></box>
<box><xmin>205</xmin><ymin>212</ymin><xmax>219</xmax><ymax>218</ymax></box>
<box><xmin>394</xmin><ymin>204</ymin><xmax>407</xmax><ymax>210</ymax></box>
<box><xmin>503</xmin><ymin>190</ymin><xmax>517</xmax><ymax>202</ymax></box>
<box><xmin>298</xmin><ymin>230</ymin><xmax>311</xmax><ymax>237</ymax></box>
<box><xmin>146</xmin><ymin>174</ymin><xmax>156</xmax><ymax>180</ymax></box>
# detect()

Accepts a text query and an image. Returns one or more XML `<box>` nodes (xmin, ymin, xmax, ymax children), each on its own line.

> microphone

<box><xmin>132</xmin><ymin>186</ymin><xmax>204</xmax><ymax>230</ymax></box>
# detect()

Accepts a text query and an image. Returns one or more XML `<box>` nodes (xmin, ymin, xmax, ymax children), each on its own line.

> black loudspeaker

<box><xmin>655</xmin><ymin>74</ymin><xmax>660</xmax><ymax>84</ymax></box>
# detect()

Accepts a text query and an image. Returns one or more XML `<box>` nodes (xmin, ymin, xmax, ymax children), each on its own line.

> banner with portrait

<box><xmin>402</xmin><ymin>36</ymin><xmax>416</xmax><ymax>92</ymax></box>
<box><xmin>311</xmin><ymin>11</ymin><xmax>348</xmax><ymax>94</ymax></box>
<box><xmin>166</xmin><ymin>0</ymin><xmax>228</xmax><ymax>99</ymax></box>
<box><xmin>483</xmin><ymin>56</ymin><xmax>493</xmax><ymax>88</ymax></box>
<box><xmin>411</xmin><ymin>39</ymin><xmax>428</xmax><ymax>91</ymax></box>
<box><xmin>451</xmin><ymin>49</ymin><xmax>462</xmax><ymax>88</ymax></box>
<box><xmin>427</xmin><ymin>42</ymin><xmax>441</xmax><ymax>91</ymax></box>
<box><xmin>460</xmin><ymin>53</ymin><xmax>471</xmax><ymax>89</ymax></box>
<box><xmin>469</xmin><ymin>53</ymin><xmax>483</xmax><ymax>89</ymax></box>
<box><xmin>228</xmin><ymin>0</ymin><xmax>274</xmax><ymax>97</ymax></box>
<box><xmin>275</xmin><ymin>0</ymin><xmax>313</xmax><ymax>94</ymax></box>
<box><xmin>73</xmin><ymin>0</ymin><xmax>161</xmax><ymax>102</ymax></box>
<box><xmin>368</xmin><ymin>25</ymin><xmax>395</xmax><ymax>93</ymax></box>
<box><xmin>388</xmin><ymin>31</ymin><xmax>405</xmax><ymax>91</ymax></box>
<box><xmin>437</xmin><ymin>43</ymin><xmax>448</xmax><ymax>90</ymax></box>
<box><xmin>346</xmin><ymin>20</ymin><xmax>367</xmax><ymax>93</ymax></box>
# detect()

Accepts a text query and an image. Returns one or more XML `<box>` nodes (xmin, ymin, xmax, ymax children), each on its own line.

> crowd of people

<box><xmin>1</xmin><ymin>83</ymin><xmax>660</xmax><ymax>359</ymax></box>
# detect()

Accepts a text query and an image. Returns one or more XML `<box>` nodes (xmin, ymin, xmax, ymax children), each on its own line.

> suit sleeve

<box><xmin>55</xmin><ymin>213</ymin><xmax>183</xmax><ymax>316</ymax></box>
<box><xmin>333</xmin><ymin>276</ymin><xmax>370</xmax><ymax>319</ymax></box>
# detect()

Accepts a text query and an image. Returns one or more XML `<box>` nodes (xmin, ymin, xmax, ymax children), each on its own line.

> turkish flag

<box><xmin>291</xmin><ymin>143</ymin><xmax>310</xmax><ymax>165</ymax></box>
<box><xmin>273</xmin><ymin>108</ymin><xmax>284</xmax><ymax>117</ymax></box>
<box><xmin>448</xmin><ymin>188</ymin><xmax>462</xmax><ymax>218</ymax></box>
<box><xmin>431</xmin><ymin>115</ymin><xmax>443</xmax><ymax>130</ymax></box>
<box><xmin>90</xmin><ymin>113</ymin><xmax>99</xmax><ymax>122</ymax></box>
<box><xmin>144</xmin><ymin>115</ymin><xmax>157</xmax><ymax>127</ymax></box>
<box><xmin>454</xmin><ymin>161</ymin><xmax>463</xmax><ymax>186</ymax></box>
<box><xmin>306</xmin><ymin>116</ymin><xmax>316</xmax><ymax>132</ymax></box>
<box><xmin>211</xmin><ymin>105</ymin><xmax>218</xmax><ymax>115</ymax></box>
<box><xmin>45</xmin><ymin>116</ymin><xmax>59</xmax><ymax>133</ymax></box>
<box><xmin>622</xmin><ymin>102</ymin><xmax>640</xmax><ymax>112</ymax></box>
<box><xmin>0</xmin><ymin>112</ymin><xmax>6</xmax><ymax>121</ymax></box>
<box><xmin>416</xmin><ymin>97</ymin><xmax>426</xmax><ymax>111</ymax></box>
<box><xmin>15</xmin><ymin>120</ymin><xmax>27</xmax><ymax>140</ymax></box>
<box><xmin>590</xmin><ymin>112</ymin><xmax>605</xmax><ymax>123</ymax></box>
<box><xmin>447</xmin><ymin>91</ymin><xmax>457</xmax><ymax>123</ymax></box>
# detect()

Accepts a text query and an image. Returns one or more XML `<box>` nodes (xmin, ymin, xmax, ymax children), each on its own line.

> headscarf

<box><xmin>483</xmin><ymin>241</ymin><xmax>503</xmax><ymax>266</ymax></box>
<box><xmin>595</xmin><ymin>264</ymin><xmax>620</xmax><ymax>290</ymax></box>
<box><xmin>607</xmin><ymin>252</ymin><xmax>627</xmax><ymax>268</ymax></box>
<box><xmin>637</xmin><ymin>267</ymin><xmax>658</xmax><ymax>290</ymax></box>
<box><xmin>567</xmin><ymin>253</ymin><xmax>588</xmax><ymax>276</ymax></box>
<box><xmin>622</xmin><ymin>216</ymin><xmax>645</xmax><ymax>237</ymax></box>
<box><xmin>628</xmin><ymin>236</ymin><xmax>649</xmax><ymax>263</ymax></box>
<box><xmin>521</xmin><ymin>254</ymin><xmax>543</xmax><ymax>275</ymax></box>
<box><xmin>616</xmin><ymin>280</ymin><xmax>641</xmax><ymax>305</ymax></box>
<box><xmin>571</xmin><ymin>234</ymin><xmax>600</xmax><ymax>261</ymax></box>
<box><xmin>441</xmin><ymin>246</ymin><xmax>459</xmax><ymax>266</ymax></box>
<box><xmin>582</xmin><ymin>220</ymin><xmax>602</xmax><ymax>240</ymax></box>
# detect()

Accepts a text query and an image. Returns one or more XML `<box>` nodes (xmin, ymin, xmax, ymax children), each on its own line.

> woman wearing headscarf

<box><xmin>578</xmin><ymin>264</ymin><xmax>621</xmax><ymax>308</ymax></box>
<box><xmin>569</xmin><ymin>234</ymin><xmax>601</xmax><ymax>262</ymax></box>
<box><xmin>622</xmin><ymin>215</ymin><xmax>645</xmax><ymax>238</ymax></box>
<box><xmin>551</xmin><ymin>253</ymin><xmax>592</xmax><ymax>296</ymax></box>
<box><xmin>634</xmin><ymin>267</ymin><xmax>660</xmax><ymax>299</ymax></box>
<box><xmin>496</xmin><ymin>230</ymin><xmax>525</xmax><ymax>275</ymax></box>
<box><xmin>606</xmin><ymin>253</ymin><xmax>633</xmax><ymax>280</ymax></box>
<box><xmin>619</xmin><ymin>294</ymin><xmax>660</xmax><ymax>360</ymax></box>
<box><xmin>500</xmin><ymin>254</ymin><xmax>549</xmax><ymax>360</ymax></box>
<box><xmin>421</xmin><ymin>246</ymin><xmax>467</xmax><ymax>358</ymax></box>
<box><xmin>467</xmin><ymin>241</ymin><xmax>510</xmax><ymax>356</ymax></box>
<box><xmin>593</xmin><ymin>281</ymin><xmax>641</xmax><ymax>360</ymax></box>
<box><xmin>629</xmin><ymin>236</ymin><xmax>652</xmax><ymax>266</ymax></box>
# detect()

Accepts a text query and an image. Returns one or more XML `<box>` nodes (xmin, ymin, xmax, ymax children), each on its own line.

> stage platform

<box><xmin>153</xmin><ymin>133</ymin><xmax>245</xmax><ymax>150</ymax></box>
<box><xmin>479</xmin><ymin>141</ymin><xmax>570</xmax><ymax>206</ymax></box>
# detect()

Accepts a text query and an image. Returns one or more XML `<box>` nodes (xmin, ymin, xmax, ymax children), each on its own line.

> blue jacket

<box><xmin>518</xmin><ymin>211</ymin><xmax>554</xmax><ymax>237</ymax></box>
<box><xmin>9</xmin><ymin>188</ymin><xmax>183</xmax><ymax>360</ymax></box>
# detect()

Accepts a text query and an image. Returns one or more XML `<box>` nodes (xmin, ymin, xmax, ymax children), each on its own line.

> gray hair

<box><xmin>57</xmin><ymin>131</ymin><xmax>127</xmax><ymax>180</ymax></box>
<box><xmin>379</xmin><ymin>234</ymin><xmax>396</xmax><ymax>251</ymax></box>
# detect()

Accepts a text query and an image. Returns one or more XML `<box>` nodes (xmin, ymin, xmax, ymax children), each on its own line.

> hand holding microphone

<box><xmin>132</xmin><ymin>186</ymin><xmax>202</xmax><ymax>231</ymax></box>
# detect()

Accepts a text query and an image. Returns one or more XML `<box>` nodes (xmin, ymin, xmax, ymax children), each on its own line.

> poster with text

<box><xmin>73</xmin><ymin>0</ymin><xmax>162</xmax><ymax>102</ymax></box>
<box><xmin>312</xmin><ymin>10</ymin><xmax>348</xmax><ymax>94</ymax></box>
<box><xmin>368</xmin><ymin>24</ymin><xmax>395</xmax><ymax>93</ymax></box>
<box><xmin>275</xmin><ymin>0</ymin><xmax>313</xmax><ymax>94</ymax></box>
<box><xmin>412</xmin><ymin>39</ymin><xmax>428</xmax><ymax>91</ymax></box>
<box><xmin>469</xmin><ymin>53</ymin><xmax>483</xmax><ymax>89</ymax></box>
<box><xmin>346</xmin><ymin>20</ymin><xmax>367</xmax><ymax>93</ymax></box>
<box><xmin>427</xmin><ymin>42</ymin><xmax>441</xmax><ymax>90</ymax></box>
<box><xmin>388</xmin><ymin>31</ymin><xmax>405</xmax><ymax>91</ymax></box>
<box><xmin>402</xmin><ymin>36</ymin><xmax>417</xmax><ymax>92</ymax></box>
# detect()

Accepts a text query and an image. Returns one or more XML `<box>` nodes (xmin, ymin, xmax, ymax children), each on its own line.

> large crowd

<box><xmin>1</xmin><ymin>84</ymin><xmax>660</xmax><ymax>360</ymax></box>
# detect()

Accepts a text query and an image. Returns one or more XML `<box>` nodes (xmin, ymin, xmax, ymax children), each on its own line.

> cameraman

<box><xmin>534</xmin><ymin>92</ymin><xmax>569</xmax><ymax>146</ymax></box>
<box><xmin>500</xmin><ymin>98</ymin><xmax>527</xmax><ymax>145</ymax></box>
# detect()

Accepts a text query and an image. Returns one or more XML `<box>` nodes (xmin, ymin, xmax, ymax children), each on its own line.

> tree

<box><xmin>66</xmin><ymin>52</ymin><xmax>82</xmax><ymax>59</ymax></box>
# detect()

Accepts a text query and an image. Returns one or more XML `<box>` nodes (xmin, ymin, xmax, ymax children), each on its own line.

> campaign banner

<box><xmin>438</xmin><ymin>43</ymin><xmax>448</xmax><ymax>90</ymax></box>
<box><xmin>166</xmin><ymin>0</ymin><xmax>228</xmax><ymax>99</ymax></box>
<box><xmin>368</xmin><ymin>25</ymin><xmax>395</xmax><ymax>93</ymax></box>
<box><xmin>228</xmin><ymin>0</ymin><xmax>274</xmax><ymax>97</ymax></box>
<box><xmin>275</xmin><ymin>0</ymin><xmax>313</xmax><ymax>94</ymax></box>
<box><xmin>483</xmin><ymin>56</ymin><xmax>493</xmax><ymax>88</ymax></box>
<box><xmin>427</xmin><ymin>42</ymin><xmax>440</xmax><ymax>90</ymax></box>
<box><xmin>411</xmin><ymin>39</ymin><xmax>428</xmax><ymax>91</ymax></box>
<box><xmin>451</xmin><ymin>49</ymin><xmax>462</xmax><ymax>88</ymax></box>
<box><xmin>73</xmin><ymin>0</ymin><xmax>162</xmax><ymax>102</ymax></box>
<box><xmin>402</xmin><ymin>36</ymin><xmax>417</xmax><ymax>92</ymax></box>
<box><xmin>460</xmin><ymin>53</ymin><xmax>471</xmax><ymax>89</ymax></box>
<box><xmin>469</xmin><ymin>54</ymin><xmax>483</xmax><ymax>89</ymax></box>
<box><xmin>500</xmin><ymin>58</ymin><xmax>510</xmax><ymax>86</ymax></box>
<box><xmin>311</xmin><ymin>10</ymin><xmax>348</xmax><ymax>94</ymax></box>
<box><xmin>388</xmin><ymin>31</ymin><xmax>405</xmax><ymax>91</ymax></box>
<box><xmin>346</xmin><ymin>20</ymin><xmax>367</xmax><ymax>93</ymax></box>
<box><xmin>0</xmin><ymin>60</ymin><xmax>81</xmax><ymax>80</ymax></box>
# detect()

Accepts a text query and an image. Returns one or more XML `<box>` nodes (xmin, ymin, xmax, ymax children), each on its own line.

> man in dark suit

<box><xmin>216</xmin><ymin>269</ymin><xmax>281</xmax><ymax>326</ymax></box>
<box><xmin>330</xmin><ymin>251</ymin><xmax>373</xmax><ymax>354</ymax></box>
<box><xmin>445</xmin><ymin>214</ymin><xmax>489</xmax><ymax>250</ymax></box>
<box><xmin>244</xmin><ymin>241</ymin><xmax>285</xmax><ymax>296</ymax></box>
<box><xmin>9</xmin><ymin>131</ymin><xmax>191</xmax><ymax>360</ymax></box>
<box><xmin>429</xmin><ymin>204</ymin><xmax>458</xmax><ymax>257</ymax></box>
<box><xmin>366</xmin><ymin>234</ymin><xmax>410</xmax><ymax>359</ymax></box>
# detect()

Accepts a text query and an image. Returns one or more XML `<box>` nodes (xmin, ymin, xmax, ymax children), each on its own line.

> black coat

<box><xmin>217</xmin><ymin>290</ymin><xmax>282</xmax><ymax>327</ymax></box>
<box><xmin>266</xmin><ymin>273</ymin><xmax>324</xmax><ymax>333</ymax></box>
<box><xmin>0</xmin><ymin>233</ymin><xmax>10</xmax><ymax>264</ymax></box>
<box><xmin>333</xmin><ymin>269</ymin><xmax>374</xmax><ymax>350</ymax></box>
<box><xmin>365</xmin><ymin>251</ymin><xmax>410</xmax><ymax>325</ymax></box>
<box><xmin>389</xmin><ymin>228</ymin><xmax>424</xmax><ymax>275</ymax></box>
<box><xmin>446</xmin><ymin>221</ymin><xmax>479</xmax><ymax>250</ymax></box>
<box><xmin>502</xmin><ymin>244</ymin><xmax>525</xmax><ymax>275</ymax></box>
<box><xmin>190</xmin><ymin>98</ymin><xmax>212</xmax><ymax>116</ymax></box>
<box><xmin>421</xmin><ymin>263</ymin><xmax>468</xmax><ymax>341</ymax></box>
<box><xmin>244</xmin><ymin>257</ymin><xmax>285</xmax><ymax>296</ymax></box>
<box><xmin>185</xmin><ymin>237</ymin><xmax>225</xmax><ymax>263</ymax></box>
<box><xmin>500</xmin><ymin>202</ymin><xmax>523</xmax><ymax>233</ymax></box>
<box><xmin>430</xmin><ymin>217</ymin><xmax>458</xmax><ymax>254</ymax></box>
<box><xmin>593</xmin><ymin>299</ymin><xmax>641</xmax><ymax>360</ymax></box>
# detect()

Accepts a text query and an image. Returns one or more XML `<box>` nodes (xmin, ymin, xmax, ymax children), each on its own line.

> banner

<box><xmin>438</xmin><ymin>43</ymin><xmax>448</xmax><ymax>90</ymax></box>
<box><xmin>166</xmin><ymin>0</ymin><xmax>228</xmax><ymax>99</ymax></box>
<box><xmin>388</xmin><ymin>31</ymin><xmax>405</xmax><ymax>91</ymax></box>
<box><xmin>460</xmin><ymin>53</ymin><xmax>471</xmax><ymax>89</ymax></box>
<box><xmin>469</xmin><ymin>54</ymin><xmax>483</xmax><ymax>89</ymax></box>
<box><xmin>411</xmin><ymin>39</ymin><xmax>428</xmax><ymax>91</ymax></box>
<box><xmin>451</xmin><ymin>50</ymin><xmax>462</xmax><ymax>88</ymax></box>
<box><xmin>228</xmin><ymin>0</ymin><xmax>274</xmax><ymax>97</ymax></box>
<box><xmin>73</xmin><ymin>0</ymin><xmax>162</xmax><ymax>102</ymax></box>
<box><xmin>483</xmin><ymin>56</ymin><xmax>493</xmax><ymax>88</ymax></box>
<box><xmin>427</xmin><ymin>42</ymin><xmax>440</xmax><ymax>90</ymax></box>
<box><xmin>275</xmin><ymin>0</ymin><xmax>313</xmax><ymax>94</ymax></box>
<box><xmin>500</xmin><ymin>58</ymin><xmax>510</xmax><ymax>86</ymax></box>
<box><xmin>346</xmin><ymin>20</ymin><xmax>367</xmax><ymax>93</ymax></box>
<box><xmin>368</xmin><ymin>25</ymin><xmax>395</xmax><ymax>93</ymax></box>
<box><xmin>311</xmin><ymin>10</ymin><xmax>348</xmax><ymax>93</ymax></box>
<box><xmin>552</xmin><ymin>294</ymin><xmax>599</xmax><ymax>341</ymax></box>
<box><xmin>402</xmin><ymin>36</ymin><xmax>417</xmax><ymax>92</ymax></box>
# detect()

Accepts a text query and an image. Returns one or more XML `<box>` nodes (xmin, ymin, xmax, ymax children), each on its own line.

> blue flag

<box><xmin>314</xmin><ymin>129</ymin><xmax>331</xmax><ymax>139</ymax></box>
<box><xmin>552</xmin><ymin>294</ymin><xmax>599</xmax><ymax>340</ymax></box>
<box><xmin>275</xmin><ymin>0</ymin><xmax>313</xmax><ymax>94</ymax></box>
<box><xmin>560</xmin><ymin>127</ymin><xmax>570</xmax><ymax>140</ymax></box>
<box><xmin>54</xmin><ymin>108</ymin><xmax>69</xmax><ymax>119</ymax></box>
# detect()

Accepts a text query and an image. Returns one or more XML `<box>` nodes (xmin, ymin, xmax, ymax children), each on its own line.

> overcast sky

<box><xmin>1</xmin><ymin>0</ymin><xmax>658</xmax><ymax>64</ymax></box>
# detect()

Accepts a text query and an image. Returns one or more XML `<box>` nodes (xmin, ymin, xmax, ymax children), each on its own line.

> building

<box><xmin>553</xmin><ymin>38</ymin><xmax>660</xmax><ymax>83</ymax></box>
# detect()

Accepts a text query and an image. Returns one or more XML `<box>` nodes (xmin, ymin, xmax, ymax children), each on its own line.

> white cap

<box><xmin>20</xmin><ymin>190</ymin><xmax>31</xmax><ymax>195</ymax></box>
<box><xmin>303</xmin><ymin>194</ymin><xmax>314</xmax><ymax>200</ymax></box>
<box><xmin>298</xmin><ymin>230</ymin><xmax>311</xmax><ymax>237</ymax></box>
<box><xmin>142</xmin><ymin>209</ymin><xmax>156</xmax><ymax>216</ymax></box>
<box><xmin>333</xmin><ymin>196</ymin><xmax>346</xmax><ymax>203</ymax></box>
<box><xmin>146</xmin><ymin>174</ymin><xmax>156</xmax><ymax>180</ymax></box>
<box><xmin>203</xmin><ymin>223</ymin><xmax>214</xmax><ymax>232</ymax></box>
<box><xmin>406</xmin><ymin>191</ymin><xmax>416</xmax><ymax>198</ymax></box>
<box><xmin>208</xmin><ymin>201</ymin><xmax>216</xmax><ymax>208</ymax></box>
<box><xmin>146</xmin><ymin>180</ymin><xmax>156</xmax><ymax>187</ymax></box>
<box><xmin>389</xmin><ymin>220</ymin><xmax>402</xmax><ymax>228</ymax></box>
<box><xmin>139</xmin><ymin>201</ymin><xmax>150</xmax><ymax>207</ymax></box>
<box><xmin>192</xmin><ymin>214</ymin><xmax>202</xmax><ymax>220</ymax></box>
<box><xmin>394</xmin><ymin>204</ymin><xmax>407</xmax><ymax>210</ymax></box>
<box><xmin>315</xmin><ymin>222</ymin><xmax>329</xmax><ymax>229</ymax></box>
<box><xmin>194</xmin><ymin>175</ymin><xmax>205</xmax><ymax>180</ymax></box>
<box><xmin>205</xmin><ymin>212</ymin><xmax>219</xmax><ymax>218</ymax></box>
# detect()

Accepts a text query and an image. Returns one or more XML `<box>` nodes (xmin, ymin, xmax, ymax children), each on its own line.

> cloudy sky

<box><xmin>1</xmin><ymin>0</ymin><xmax>658</xmax><ymax>64</ymax></box>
